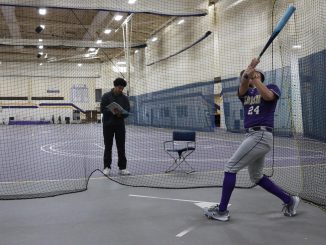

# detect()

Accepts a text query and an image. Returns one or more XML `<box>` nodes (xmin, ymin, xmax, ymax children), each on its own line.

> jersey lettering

<box><xmin>243</xmin><ymin>95</ymin><xmax>261</xmax><ymax>105</ymax></box>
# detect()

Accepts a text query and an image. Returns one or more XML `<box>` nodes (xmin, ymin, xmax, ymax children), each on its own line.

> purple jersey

<box><xmin>239</xmin><ymin>84</ymin><xmax>281</xmax><ymax>128</ymax></box>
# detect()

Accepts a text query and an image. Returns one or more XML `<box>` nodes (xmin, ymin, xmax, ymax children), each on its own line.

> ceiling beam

<box><xmin>0</xmin><ymin>38</ymin><xmax>146</xmax><ymax>49</ymax></box>
<box><xmin>0</xmin><ymin>0</ymin><xmax>207</xmax><ymax>16</ymax></box>
<box><xmin>82</xmin><ymin>11</ymin><xmax>111</xmax><ymax>41</ymax></box>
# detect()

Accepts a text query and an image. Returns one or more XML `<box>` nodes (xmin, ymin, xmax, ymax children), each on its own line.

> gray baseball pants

<box><xmin>224</xmin><ymin>130</ymin><xmax>273</xmax><ymax>183</ymax></box>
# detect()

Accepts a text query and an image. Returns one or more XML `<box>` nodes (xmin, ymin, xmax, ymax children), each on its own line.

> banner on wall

<box><xmin>47</xmin><ymin>88</ymin><xmax>60</xmax><ymax>93</ymax></box>
<box><xmin>71</xmin><ymin>84</ymin><xmax>89</xmax><ymax>103</ymax></box>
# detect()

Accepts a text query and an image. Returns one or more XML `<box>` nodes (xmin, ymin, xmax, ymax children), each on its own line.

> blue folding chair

<box><xmin>163</xmin><ymin>131</ymin><xmax>196</xmax><ymax>174</ymax></box>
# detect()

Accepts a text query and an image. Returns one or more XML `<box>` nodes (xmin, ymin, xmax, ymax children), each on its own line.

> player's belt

<box><xmin>245</xmin><ymin>126</ymin><xmax>273</xmax><ymax>133</ymax></box>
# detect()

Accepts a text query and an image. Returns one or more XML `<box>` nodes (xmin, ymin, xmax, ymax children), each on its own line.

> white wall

<box><xmin>0</xmin><ymin>62</ymin><xmax>100</xmax><ymax>122</ymax></box>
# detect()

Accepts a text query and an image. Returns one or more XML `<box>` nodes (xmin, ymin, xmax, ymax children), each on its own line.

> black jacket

<box><xmin>100</xmin><ymin>89</ymin><xmax>130</xmax><ymax>125</ymax></box>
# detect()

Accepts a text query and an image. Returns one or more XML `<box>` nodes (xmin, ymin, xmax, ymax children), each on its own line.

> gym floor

<box><xmin>0</xmin><ymin>177</ymin><xmax>325</xmax><ymax>245</ymax></box>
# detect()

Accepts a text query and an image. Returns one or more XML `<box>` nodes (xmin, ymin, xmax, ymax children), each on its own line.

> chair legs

<box><xmin>165</xmin><ymin>154</ymin><xmax>195</xmax><ymax>174</ymax></box>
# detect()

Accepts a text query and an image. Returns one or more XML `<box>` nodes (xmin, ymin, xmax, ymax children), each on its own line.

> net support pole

<box><xmin>123</xmin><ymin>14</ymin><xmax>133</xmax><ymax>95</ymax></box>
<box><xmin>290</xmin><ymin>54</ymin><xmax>303</xmax><ymax>134</ymax></box>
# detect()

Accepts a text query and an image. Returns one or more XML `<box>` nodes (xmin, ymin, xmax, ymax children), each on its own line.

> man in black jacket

<box><xmin>100</xmin><ymin>78</ymin><xmax>131</xmax><ymax>176</ymax></box>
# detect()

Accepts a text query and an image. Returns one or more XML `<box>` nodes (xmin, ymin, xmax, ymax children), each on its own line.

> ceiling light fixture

<box><xmin>38</xmin><ymin>39</ymin><xmax>43</xmax><ymax>42</ymax></box>
<box><xmin>151</xmin><ymin>37</ymin><xmax>158</xmax><ymax>42</ymax></box>
<box><xmin>128</xmin><ymin>0</ymin><xmax>137</xmax><ymax>4</ymax></box>
<box><xmin>104</xmin><ymin>29</ymin><xmax>112</xmax><ymax>34</ymax></box>
<box><xmin>292</xmin><ymin>45</ymin><xmax>302</xmax><ymax>49</ymax></box>
<box><xmin>39</xmin><ymin>8</ymin><xmax>47</xmax><ymax>15</ymax></box>
<box><xmin>96</xmin><ymin>40</ymin><xmax>102</xmax><ymax>44</ymax></box>
<box><xmin>177</xmin><ymin>19</ymin><xmax>185</xmax><ymax>25</ymax></box>
<box><xmin>114</xmin><ymin>14</ymin><xmax>123</xmax><ymax>21</ymax></box>
<box><xmin>112</xmin><ymin>66</ymin><xmax>127</xmax><ymax>73</ymax></box>
<box><xmin>227</xmin><ymin>0</ymin><xmax>245</xmax><ymax>9</ymax></box>
<box><xmin>38</xmin><ymin>45</ymin><xmax>44</xmax><ymax>49</ymax></box>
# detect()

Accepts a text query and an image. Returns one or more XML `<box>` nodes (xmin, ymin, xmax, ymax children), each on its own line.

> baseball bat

<box><xmin>258</xmin><ymin>5</ymin><xmax>296</xmax><ymax>60</ymax></box>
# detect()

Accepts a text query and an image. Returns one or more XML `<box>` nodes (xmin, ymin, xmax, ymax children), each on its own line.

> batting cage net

<box><xmin>0</xmin><ymin>0</ymin><xmax>325</xmax><ymax>211</ymax></box>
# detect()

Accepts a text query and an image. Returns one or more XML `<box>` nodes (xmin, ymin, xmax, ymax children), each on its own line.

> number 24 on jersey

<box><xmin>248</xmin><ymin>105</ymin><xmax>260</xmax><ymax>115</ymax></box>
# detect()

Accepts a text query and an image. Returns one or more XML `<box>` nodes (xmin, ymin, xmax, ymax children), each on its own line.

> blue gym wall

<box><xmin>127</xmin><ymin>81</ymin><xmax>215</xmax><ymax>132</ymax></box>
<box><xmin>299</xmin><ymin>49</ymin><xmax>326</xmax><ymax>142</ymax></box>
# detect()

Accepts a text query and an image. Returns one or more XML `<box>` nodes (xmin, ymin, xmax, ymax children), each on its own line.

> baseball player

<box><xmin>204</xmin><ymin>58</ymin><xmax>300</xmax><ymax>221</ymax></box>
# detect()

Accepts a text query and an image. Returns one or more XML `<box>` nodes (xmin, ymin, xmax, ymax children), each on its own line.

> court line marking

<box><xmin>41</xmin><ymin>138</ymin><xmax>325</xmax><ymax>159</ymax></box>
<box><xmin>41</xmin><ymin>142</ymin><xmax>325</xmax><ymax>161</ymax></box>
<box><xmin>94</xmin><ymin>143</ymin><xmax>104</xmax><ymax>149</ymax></box>
<box><xmin>41</xmin><ymin>142</ymin><xmax>102</xmax><ymax>158</ymax></box>
<box><xmin>129</xmin><ymin>195</ymin><xmax>231</xmax><ymax>208</ymax></box>
<box><xmin>129</xmin><ymin>194</ymin><xmax>212</xmax><ymax>203</ymax></box>
<box><xmin>176</xmin><ymin>227</ymin><xmax>194</xmax><ymax>238</ymax></box>
<box><xmin>129</xmin><ymin>194</ymin><xmax>231</xmax><ymax>238</ymax></box>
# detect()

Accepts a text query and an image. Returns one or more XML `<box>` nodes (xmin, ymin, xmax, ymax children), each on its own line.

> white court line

<box><xmin>129</xmin><ymin>195</ymin><xmax>232</xmax><ymax>208</ymax></box>
<box><xmin>129</xmin><ymin>195</ymin><xmax>232</xmax><ymax>209</ymax></box>
<box><xmin>176</xmin><ymin>227</ymin><xmax>194</xmax><ymax>238</ymax></box>
<box><xmin>94</xmin><ymin>143</ymin><xmax>104</xmax><ymax>149</ymax></box>
<box><xmin>41</xmin><ymin>142</ymin><xmax>102</xmax><ymax>158</ymax></box>
<box><xmin>43</xmin><ymin>142</ymin><xmax>326</xmax><ymax>161</ymax></box>
<box><xmin>129</xmin><ymin>194</ymin><xmax>212</xmax><ymax>203</ymax></box>
<box><xmin>44</xmin><ymin>139</ymin><xmax>325</xmax><ymax>159</ymax></box>
<box><xmin>129</xmin><ymin>194</ymin><xmax>231</xmax><ymax>238</ymax></box>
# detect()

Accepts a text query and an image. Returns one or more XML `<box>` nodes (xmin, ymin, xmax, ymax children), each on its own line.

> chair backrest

<box><xmin>173</xmin><ymin>131</ymin><xmax>196</xmax><ymax>141</ymax></box>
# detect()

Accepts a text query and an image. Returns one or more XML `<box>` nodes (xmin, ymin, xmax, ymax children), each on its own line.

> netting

<box><xmin>0</xmin><ymin>0</ymin><xmax>325</xmax><ymax>211</ymax></box>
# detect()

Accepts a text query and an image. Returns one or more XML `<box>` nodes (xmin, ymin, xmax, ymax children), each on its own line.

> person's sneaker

<box><xmin>103</xmin><ymin>167</ymin><xmax>111</xmax><ymax>176</ymax></box>
<box><xmin>282</xmin><ymin>196</ymin><xmax>300</xmax><ymax>217</ymax></box>
<box><xmin>203</xmin><ymin>204</ymin><xmax>230</xmax><ymax>221</ymax></box>
<box><xmin>118</xmin><ymin>169</ymin><xmax>131</xmax><ymax>176</ymax></box>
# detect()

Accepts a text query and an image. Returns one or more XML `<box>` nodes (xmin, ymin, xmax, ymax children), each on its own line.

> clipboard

<box><xmin>106</xmin><ymin>102</ymin><xmax>129</xmax><ymax>115</ymax></box>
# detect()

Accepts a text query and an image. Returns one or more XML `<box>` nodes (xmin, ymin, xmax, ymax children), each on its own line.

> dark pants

<box><xmin>103</xmin><ymin>123</ymin><xmax>127</xmax><ymax>170</ymax></box>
